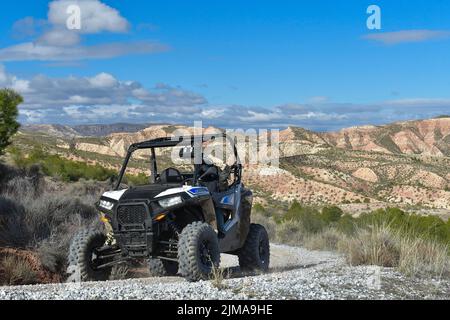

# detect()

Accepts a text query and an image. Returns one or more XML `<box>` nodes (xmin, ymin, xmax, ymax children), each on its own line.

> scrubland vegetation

<box><xmin>9</xmin><ymin>146</ymin><xmax>148</xmax><ymax>185</ymax></box>
<box><xmin>0</xmin><ymin>154</ymin><xmax>448</xmax><ymax>286</ymax></box>
<box><xmin>252</xmin><ymin>202</ymin><xmax>449</xmax><ymax>278</ymax></box>
<box><xmin>0</xmin><ymin>150</ymin><xmax>149</xmax><ymax>286</ymax></box>
<box><xmin>0</xmin><ymin>162</ymin><xmax>103</xmax><ymax>285</ymax></box>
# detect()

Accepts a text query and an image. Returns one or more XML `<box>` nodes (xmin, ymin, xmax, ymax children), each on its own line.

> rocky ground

<box><xmin>0</xmin><ymin>244</ymin><xmax>448</xmax><ymax>300</ymax></box>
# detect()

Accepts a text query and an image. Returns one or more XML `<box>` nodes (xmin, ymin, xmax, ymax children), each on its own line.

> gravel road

<box><xmin>1</xmin><ymin>244</ymin><xmax>449</xmax><ymax>300</ymax></box>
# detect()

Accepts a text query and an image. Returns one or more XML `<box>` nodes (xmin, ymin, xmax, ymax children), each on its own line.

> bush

<box><xmin>275</xmin><ymin>220</ymin><xmax>304</xmax><ymax>245</ymax></box>
<box><xmin>397</xmin><ymin>237</ymin><xmax>449</xmax><ymax>277</ymax></box>
<box><xmin>251</xmin><ymin>213</ymin><xmax>277</xmax><ymax>241</ymax></box>
<box><xmin>124</xmin><ymin>173</ymin><xmax>149</xmax><ymax>186</ymax></box>
<box><xmin>283</xmin><ymin>201</ymin><xmax>325</xmax><ymax>234</ymax></box>
<box><xmin>304</xmin><ymin>228</ymin><xmax>341</xmax><ymax>251</ymax></box>
<box><xmin>253</xmin><ymin>203</ymin><xmax>271</xmax><ymax>218</ymax></box>
<box><xmin>336</xmin><ymin>214</ymin><xmax>357</xmax><ymax>235</ymax></box>
<box><xmin>358</xmin><ymin>208</ymin><xmax>450</xmax><ymax>245</ymax></box>
<box><xmin>338</xmin><ymin>224</ymin><xmax>400</xmax><ymax>268</ymax></box>
<box><xmin>321</xmin><ymin>206</ymin><xmax>343</xmax><ymax>224</ymax></box>
<box><xmin>337</xmin><ymin>224</ymin><xmax>449</xmax><ymax>277</ymax></box>
<box><xmin>0</xmin><ymin>255</ymin><xmax>38</xmax><ymax>286</ymax></box>
<box><xmin>11</xmin><ymin>147</ymin><xmax>116</xmax><ymax>182</ymax></box>
<box><xmin>0</xmin><ymin>164</ymin><xmax>102</xmax><ymax>279</ymax></box>
<box><xmin>11</xmin><ymin>147</ymin><xmax>146</xmax><ymax>186</ymax></box>
<box><xmin>259</xmin><ymin>201</ymin><xmax>449</xmax><ymax>278</ymax></box>
<box><xmin>0</xmin><ymin>89</ymin><xmax>22</xmax><ymax>155</ymax></box>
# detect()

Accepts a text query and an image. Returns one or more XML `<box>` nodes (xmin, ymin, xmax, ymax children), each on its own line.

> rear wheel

<box><xmin>66</xmin><ymin>228</ymin><xmax>112</xmax><ymax>282</ymax></box>
<box><xmin>178</xmin><ymin>222</ymin><xmax>220</xmax><ymax>281</ymax></box>
<box><xmin>238</xmin><ymin>224</ymin><xmax>270</xmax><ymax>272</ymax></box>
<box><xmin>147</xmin><ymin>258</ymin><xmax>178</xmax><ymax>276</ymax></box>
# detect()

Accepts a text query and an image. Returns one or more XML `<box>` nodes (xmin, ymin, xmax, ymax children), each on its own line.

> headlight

<box><xmin>99</xmin><ymin>200</ymin><xmax>114</xmax><ymax>210</ymax></box>
<box><xmin>158</xmin><ymin>196</ymin><xmax>183</xmax><ymax>208</ymax></box>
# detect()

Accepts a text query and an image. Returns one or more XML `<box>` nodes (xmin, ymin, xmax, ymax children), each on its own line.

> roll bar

<box><xmin>115</xmin><ymin>134</ymin><xmax>241</xmax><ymax>190</ymax></box>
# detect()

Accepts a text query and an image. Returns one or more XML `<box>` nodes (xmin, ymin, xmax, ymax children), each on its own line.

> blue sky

<box><xmin>1</xmin><ymin>0</ymin><xmax>450</xmax><ymax>131</ymax></box>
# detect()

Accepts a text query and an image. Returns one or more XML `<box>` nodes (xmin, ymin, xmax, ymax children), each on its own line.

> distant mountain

<box><xmin>21</xmin><ymin>123</ymin><xmax>160</xmax><ymax>137</ymax></box>
<box><xmin>321</xmin><ymin>117</ymin><xmax>450</xmax><ymax>157</ymax></box>
<box><xmin>20</xmin><ymin>124</ymin><xmax>80</xmax><ymax>138</ymax></box>
<box><xmin>71</xmin><ymin>123</ymin><xmax>153</xmax><ymax>137</ymax></box>
<box><xmin>14</xmin><ymin>118</ymin><xmax>450</xmax><ymax>212</ymax></box>
<box><xmin>22</xmin><ymin>117</ymin><xmax>450</xmax><ymax>156</ymax></box>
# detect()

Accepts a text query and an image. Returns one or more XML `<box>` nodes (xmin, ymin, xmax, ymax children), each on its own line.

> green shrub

<box><xmin>253</xmin><ymin>203</ymin><xmax>273</xmax><ymax>218</ymax></box>
<box><xmin>11</xmin><ymin>147</ymin><xmax>149</xmax><ymax>186</ymax></box>
<box><xmin>254</xmin><ymin>202</ymin><xmax>449</xmax><ymax>278</ymax></box>
<box><xmin>336</xmin><ymin>213</ymin><xmax>357</xmax><ymax>235</ymax></box>
<box><xmin>0</xmin><ymin>89</ymin><xmax>22</xmax><ymax>155</ymax></box>
<box><xmin>358</xmin><ymin>208</ymin><xmax>450</xmax><ymax>245</ymax></box>
<box><xmin>124</xmin><ymin>173</ymin><xmax>149</xmax><ymax>186</ymax></box>
<box><xmin>283</xmin><ymin>202</ymin><xmax>324</xmax><ymax>234</ymax></box>
<box><xmin>321</xmin><ymin>206</ymin><xmax>343</xmax><ymax>224</ymax></box>
<box><xmin>11</xmin><ymin>147</ymin><xmax>115</xmax><ymax>182</ymax></box>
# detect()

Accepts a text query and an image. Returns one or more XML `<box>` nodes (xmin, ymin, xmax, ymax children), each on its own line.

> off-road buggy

<box><xmin>67</xmin><ymin>133</ymin><xmax>270</xmax><ymax>282</ymax></box>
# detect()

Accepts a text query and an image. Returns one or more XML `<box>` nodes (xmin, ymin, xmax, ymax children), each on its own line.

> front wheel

<box><xmin>66</xmin><ymin>229</ymin><xmax>112</xmax><ymax>282</ymax></box>
<box><xmin>238</xmin><ymin>224</ymin><xmax>270</xmax><ymax>272</ymax></box>
<box><xmin>178</xmin><ymin>222</ymin><xmax>220</xmax><ymax>281</ymax></box>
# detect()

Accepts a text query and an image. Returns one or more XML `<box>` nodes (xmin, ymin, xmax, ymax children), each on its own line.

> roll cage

<box><xmin>115</xmin><ymin>133</ymin><xmax>242</xmax><ymax>190</ymax></box>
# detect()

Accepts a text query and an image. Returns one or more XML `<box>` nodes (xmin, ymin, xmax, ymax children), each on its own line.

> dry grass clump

<box><xmin>0</xmin><ymin>163</ymin><xmax>104</xmax><ymax>283</ymax></box>
<box><xmin>110</xmin><ymin>264</ymin><xmax>130</xmax><ymax>280</ymax></box>
<box><xmin>0</xmin><ymin>255</ymin><xmax>38</xmax><ymax>286</ymax></box>
<box><xmin>337</xmin><ymin>224</ymin><xmax>400</xmax><ymax>267</ymax></box>
<box><xmin>274</xmin><ymin>220</ymin><xmax>304</xmax><ymax>245</ymax></box>
<box><xmin>397</xmin><ymin>237</ymin><xmax>449</xmax><ymax>277</ymax></box>
<box><xmin>209</xmin><ymin>264</ymin><xmax>229</xmax><ymax>290</ymax></box>
<box><xmin>337</xmin><ymin>224</ymin><xmax>449</xmax><ymax>277</ymax></box>
<box><xmin>303</xmin><ymin>228</ymin><xmax>341</xmax><ymax>251</ymax></box>
<box><xmin>253</xmin><ymin>202</ymin><xmax>449</xmax><ymax>278</ymax></box>
<box><xmin>251</xmin><ymin>213</ymin><xmax>277</xmax><ymax>241</ymax></box>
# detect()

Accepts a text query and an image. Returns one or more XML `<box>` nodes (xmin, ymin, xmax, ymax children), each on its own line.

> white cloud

<box><xmin>0</xmin><ymin>64</ymin><xmax>32</xmax><ymax>93</ymax></box>
<box><xmin>1</xmin><ymin>0</ymin><xmax>166</xmax><ymax>61</ymax></box>
<box><xmin>201</xmin><ymin>108</ymin><xmax>225</xmax><ymax>119</ymax></box>
<box><xmin>384</xmin><ymin>98</ymin><xmax>450</xmax><ymax>107</ymax></box>
<box><xmin>19</xmin><ymin>109</ymin><xmax>46</xmax><ymax>123</ymax></box>
<box><xmin>48</xmin><ymin>0</ymin><xmax>130</xmax><ymax>34</ymax></box>
<box><xmin>88</xmin><ymin>72</ymin><xmax>118</xmax><ymax>88</ymax></box>
<box><xmin>363</xmin><ymin>30</ymin><xmax>450</xmax><ymax>45</ymax></box>
<box><xmin>3</xmin><ymin>64</ymin><xmax>449</xmax><ymax>129</ymax></box>
<box><xmin>0</xmin><ymin>41</ymin><xmax>168</xmax><ymax>61</ymax></box>
<box><xmin>307</xmin><ymin>96</ymin><xmax>329</xmax><ymax>104</ymax></box>
<box><xmin>38</xmin><ymin>28</ymin><xmax>81</xmax><ymax>46</ymax></box>
<box><xmin>0</xmin><ymin>65</ymin><xmax>205</xmax><ymax>114</ymax></box>
<box><xmin>238</xmin><ymin>110</ymin><xmax>283</xmax><ymax>123</ymax></box>
<box><xmin>11</xmin><ymin>17</ymin><xmax>47</xmax><ymax>39</ymax></box>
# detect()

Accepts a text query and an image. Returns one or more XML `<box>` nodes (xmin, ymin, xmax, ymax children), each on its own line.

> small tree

<box><xmin>0</xmin><ymin>89</ymin><xmax>22</xmax><ymax>155</ymax></box>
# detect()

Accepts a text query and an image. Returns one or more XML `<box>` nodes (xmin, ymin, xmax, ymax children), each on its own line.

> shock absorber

<box><xmin>165</xmin><ymin>216</ymin><xmax>180</xmax><ymax>254</ymax></box>
<box><xmin>167</xmin><ymin>216</ymin><xmax>180</xmax><ymax>238</ymax></box>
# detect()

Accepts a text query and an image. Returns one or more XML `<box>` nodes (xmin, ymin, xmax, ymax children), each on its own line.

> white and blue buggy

<box><xmin>67</xmin><ymin>134</ymin><xmax>270</xmax><ymax>282</ymax></box>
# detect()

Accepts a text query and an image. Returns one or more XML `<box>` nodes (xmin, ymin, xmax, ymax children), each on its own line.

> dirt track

<box><xmin>0</xmin><ymin>244</ymin><xmax>448</xmax><ymax>300</ymax></box>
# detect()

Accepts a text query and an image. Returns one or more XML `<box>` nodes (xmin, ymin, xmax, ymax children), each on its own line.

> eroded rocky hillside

<box><xmin>12</xmin><ymin>117</ymin><xmax>450</xmax><ymax>213</ymax></box>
